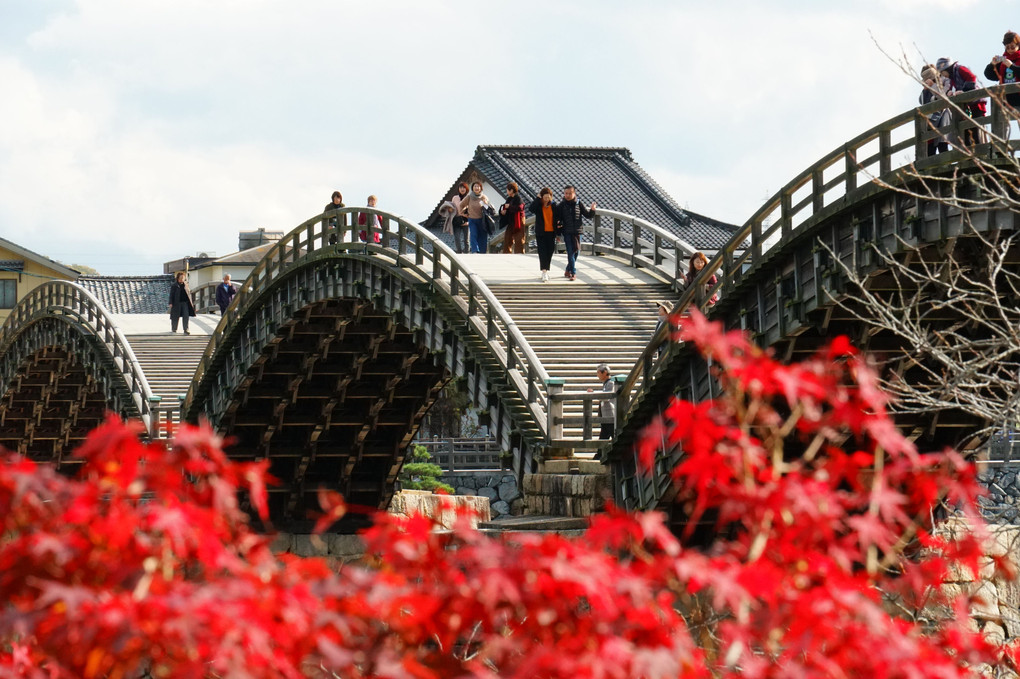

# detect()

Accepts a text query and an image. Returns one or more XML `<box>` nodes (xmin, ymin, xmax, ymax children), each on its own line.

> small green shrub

<box><xmin>399</xmin><ymin>445</ymin><xmax>454</xmax><ymax>494</ymax></box>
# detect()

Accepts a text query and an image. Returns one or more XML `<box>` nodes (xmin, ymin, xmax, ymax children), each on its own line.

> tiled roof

<box><xmin>194</xmin><ymin>242</ymin><xmax>277</xmax><ymax>267</ymax></box>
<box><xmin>424</xmin><ymin>146</ymin><xmax>742</xmax><ymax>250</ymax></box>
<box><xmin>78</xmin><ymin>276</ymin><xmax>174</xmax><ymax>314</ymax></box>
<box><xmin>0</xmin><ymin>237</ymin><xmax>78</xmax><ymax>278</ymax></box>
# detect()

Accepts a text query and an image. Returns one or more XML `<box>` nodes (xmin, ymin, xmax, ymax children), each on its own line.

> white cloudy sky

<box><xmin>0</xmin><ymin>0</ymin><xmax>1001</xmax><ymax>274</ymax></box>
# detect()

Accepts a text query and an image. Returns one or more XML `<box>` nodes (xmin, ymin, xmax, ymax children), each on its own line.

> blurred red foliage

<box><xmin>0</xmin><ymin>311</ymin><xmax>1012</xmax><ymax>677</ymax></box>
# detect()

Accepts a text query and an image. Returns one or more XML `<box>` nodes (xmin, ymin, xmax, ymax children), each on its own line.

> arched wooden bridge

<box><xmin>1</xmin><ymin>84</ymin><xmax>1017</xmax><ymax>525</ymax></box>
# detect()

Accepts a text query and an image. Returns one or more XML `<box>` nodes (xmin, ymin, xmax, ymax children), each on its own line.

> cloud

<box><xmin>0</xmin><ymin>0</ymin><xmax>1004</xmax><ymax>273</ymax></box>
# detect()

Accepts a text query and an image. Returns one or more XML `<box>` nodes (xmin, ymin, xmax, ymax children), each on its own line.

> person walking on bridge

<box><xmin>499</xmin><ymin>182</ymin><xmax>527</xmax><ymax>254</ymax></box>
<box><xmin>459</xmin><ymin>181</ymin><xmax>491</xmax><ymax>253</ymax></box>
<box><xmin>168</xmin><ymin>271</ymin><xmax>196</xmax><ymax>335</ymax></box>
<box><xmin>215</xmin><ymin>274</ymin><xmax>236</xmax><ymax>314</ymax></box>
<box><xmin>530</xmin><ymin>187</ymin><xmax>559</xmax><ymax>281</ymax></box>
<box><xmin>557</xmin><ymin>185</ymin><xmax>596</xmax><ymax>281</ymax></box>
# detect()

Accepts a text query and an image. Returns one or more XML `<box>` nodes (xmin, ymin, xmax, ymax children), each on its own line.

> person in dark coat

<box><xmin>556</xmin><ymin>185</ymin><xmax>597</xmax><ymax>281</ymax></box>
<box><xmin>499</xmin><ymin>182</ymin><xmax>527</xmax><ymax>254</ymax></box>
<box><xmin>168</xmin><ymin>271</ymin><xmax>196</xmax><ymax>334</ymax></box>
<box><xmin>529</xmin><ymin>187</ymin><xmax>559</xmax><ymax>281</ymax></box>
<box><xmin>215</xmin><ymin>273</ymin><xmax>236</xmax><ymax>314</ymax></box>
<box><xmin>323</xmin><ymin>190</ymin><xmax>344</xmax><ymax>244</ymax></box>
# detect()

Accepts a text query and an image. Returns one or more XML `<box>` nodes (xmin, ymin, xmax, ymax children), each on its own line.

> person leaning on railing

<box><xmin>919</xmin><ymin>64</ymin><xmax>951</xmax><ymax>157</ymax></box>
<box><xmin>935</xmin><ymin>56</ymin><xmax>987</xmax><ymax>146</ymax></box>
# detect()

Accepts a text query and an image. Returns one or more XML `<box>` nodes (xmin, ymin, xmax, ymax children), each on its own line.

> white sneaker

<box><xmin>541</xmin><ymin>271</ymin><xmax>548</xmax><ymax>282</ymax></box>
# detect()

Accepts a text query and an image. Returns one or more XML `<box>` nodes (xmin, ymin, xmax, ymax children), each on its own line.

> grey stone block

<box><xmin>270</xmin><ymin>532</ymin><xmax>293</xmax><ymax>554</ymax></box>
<box><xmin>456</xmin><ymin>486</ymin><xmax>475</xmax><ymax>496</ymax></box>
<box><xmin>477</xmin><ymin>486</ymin><xmax>498</xmax><ymax>501</ymax></box>
<box><xmin>491</xmin><ymin>500</ymin><xmax>511</xmax><ymax>516</ymax></box>
<box><xmin>498</xmin><ymin>481</ymin><xmax>520</xmax><ymax>503</ymax></box>
<box><xmin>327</xmin><ymin>533</ymin><xmax>365</xmax><ymax>557</ymax></box>
<box><xmin>291</xmin><ymin>534</ymin><xmax>329</xmax><ymax>557</ymax></box>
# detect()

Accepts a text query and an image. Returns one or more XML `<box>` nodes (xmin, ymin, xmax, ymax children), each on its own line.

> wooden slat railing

<box><xmin>182</xmin><ymin>207</ymin><xmax>555</xmax><ymax>442</ymax></box>
<box><xmin>0</xmin><ymin>281</ymin><xmax>159</xmax><ymax>436</ymax></box>
<box><xmin>615</xmin><ymin>83</ymin><xmax>1020</xmax><ymax>427</ymax></box>
<box><xmin>488</xmin><ymin>209</ymin><xmax>700</xmax><ymax>291</ymax></box>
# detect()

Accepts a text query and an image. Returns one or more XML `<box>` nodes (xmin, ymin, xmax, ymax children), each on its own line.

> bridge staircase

<box><xmin>484</xmin><ymin>280</ymin><xmax>675</xmax><ymax>447</ymax></box>
<box><xmin>126</xmin><ymin>335</ymin><xmax>209</xmax><ymax>428</ymax></box>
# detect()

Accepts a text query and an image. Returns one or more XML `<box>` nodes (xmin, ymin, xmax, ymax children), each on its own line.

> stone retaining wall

<box><xmin>978</xmin><ymin>466</ymin><xmax>1020</xmax><ymax>523</ymax></box>
<box><xmin>440</xmin><ymin>471</ymin><xmax>522</xmax><ymax>518</ymax></box>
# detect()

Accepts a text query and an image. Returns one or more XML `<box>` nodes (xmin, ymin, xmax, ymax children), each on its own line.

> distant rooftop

<box><xmin>0</xmin><ymin>236</ymin><xmax>79</xmax><ymax>279</ymax></box>
<box><xmin>78</xmin><ymin>275</ymin><xmax>173</xmax><ymax>314</ymax></box>
<box><xmin>424</xmin><ymin>146</ymin><xmax>741</xmax><ymax>250</ymax></box>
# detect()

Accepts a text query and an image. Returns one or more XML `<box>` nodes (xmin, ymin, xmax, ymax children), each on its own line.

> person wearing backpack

<box><xmin>936</xmin><ymin>56</ymin><xmax>987</xmax><ymax>146</ymax></box>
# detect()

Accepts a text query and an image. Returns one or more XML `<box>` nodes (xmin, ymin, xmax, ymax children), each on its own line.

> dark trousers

<box><xmin>170</xmin><ymin>302</ymin><xmax>190</xmax><ymax>332</ymax></box>
<box><xmin>563</xmin><ymin>233</ymin><xmax>581</xmax><ymax>274</ymax></box>
<box><xmin>535</xmin><ymin>230</ymin><xmax>557</xmax><ymax>270</ymax></box>
<box><xmin>599</xmin><ymin>423</ymin><xmax>615</xmax><ymax>440</ymax></box>
<box><xmin>453</xmin><ymin>224</ymin><xmax>469</xmax><ymax>253</ymax></box>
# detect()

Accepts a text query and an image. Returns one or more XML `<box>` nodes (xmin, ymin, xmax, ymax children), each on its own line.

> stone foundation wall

<box><xmin>977</xmin><ymin>466</ymin><xmax>1020</xmax><ymax>523</ymax></box>
<box><xmin>522</xmin><ymin>473</ymin><xmax>612</xmax><ymax>517</ymax></box>
<box><xmin>440</xmin><ymin>471</ymin><xmax>522</xmax><ymax>518</ymax></box>
<box><xmin>934</xmin><ymin>518</ymin><xmax>1020</xmax><ymax>647</ymax></box>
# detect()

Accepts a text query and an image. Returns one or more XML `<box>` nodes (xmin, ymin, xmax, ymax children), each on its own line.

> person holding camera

<box><xmin>985</xmin><ymin>31</ymin><xmax>1020</xmax><ymax>110</ymax></box>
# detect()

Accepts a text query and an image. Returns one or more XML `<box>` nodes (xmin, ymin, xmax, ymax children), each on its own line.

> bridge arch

<box><xmin>0</xmin><ymin>282</ymin><xmax>156</xmax><ymax>463</ymax></box>
<box><xmin>609</xmin><ymin>84</ymin><xmax>1020</xmax><ymax>513</ymax></box>
<box><xmin>182</xmin><ymin>208</ymin><xmax>561</xmax><ymax>522</ymax></box>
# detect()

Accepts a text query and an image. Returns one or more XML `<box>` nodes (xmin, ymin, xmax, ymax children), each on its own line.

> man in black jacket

<box><xmin>557</xmin><ymin>185</ymin><xmax>597</xmax><ymax>281</ymax></box>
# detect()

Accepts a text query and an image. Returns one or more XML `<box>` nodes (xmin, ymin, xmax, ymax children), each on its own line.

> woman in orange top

<box><xmin>529</xmin><ymin>187</ymin><xmax>559</xmax><ymax>282</ymax></box>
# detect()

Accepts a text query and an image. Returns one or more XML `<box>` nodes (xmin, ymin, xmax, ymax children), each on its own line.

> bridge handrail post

<box><xmin>546</xmin><ymin>378</ymin><xmax>565</xmax><ymax>442</ymax></box>
<box><xmin>631</xmin><ymin>220</ymin><xmax>641</xmax><ymax>266</ymax></box>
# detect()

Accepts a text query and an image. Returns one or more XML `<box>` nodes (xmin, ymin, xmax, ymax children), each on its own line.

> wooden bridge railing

<box><xmin>414</xmin><ymin>438</ymin><xmax>503</xmax><ymax>472</ymax></box>
<box><xmin>615</xmin><ymin>83</ymin><xmax>1020</xmax><ymax>428</ymax></box>
<box><xmin>0</xmin><ymin>281</ymin><xmax>161</xmax><ymax>437</ymax></box>
<box><xmin>183</xmin><ymin>207</ymin><xmax>555</xmax><ymax>444</ymax></box>
<box><xmin>488</xmin><ymin>209</ymin><xmax>700</xmax><ymax>292</ymax></box>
